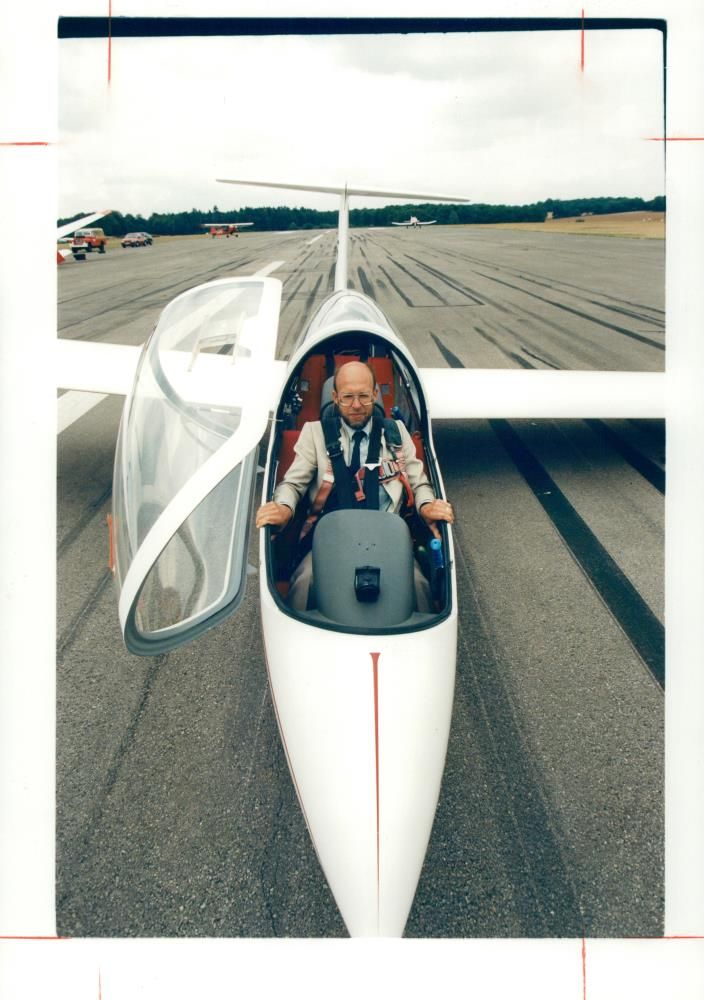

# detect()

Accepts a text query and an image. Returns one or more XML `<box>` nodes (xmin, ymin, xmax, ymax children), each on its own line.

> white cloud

<box><xmin>58</xmin><ymin>27</ymin><xmax>665</xmax><ymax>218</ymax></box>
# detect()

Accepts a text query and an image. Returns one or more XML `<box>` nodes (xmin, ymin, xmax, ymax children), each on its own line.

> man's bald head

<box><xmin>333</xmin><ymin>361</ymin><xmax>376</xmax><ymax>393</ymax></box>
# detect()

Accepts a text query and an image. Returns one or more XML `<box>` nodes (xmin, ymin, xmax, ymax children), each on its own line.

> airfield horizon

<box><xmin>56</xmin><ymin>210</ymin><xmax>666</xmax><ymax>253</ymax></box>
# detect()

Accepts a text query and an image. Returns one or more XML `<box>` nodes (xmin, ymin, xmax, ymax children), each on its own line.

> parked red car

<box><xmin>121</xmin><ymin>232</ymin><xmax>150</xmax><ymax>248</ymax></box>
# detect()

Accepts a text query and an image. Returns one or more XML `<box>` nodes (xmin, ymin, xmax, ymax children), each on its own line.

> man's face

<box><xmin>332</xmin><ymin>363</ymin><xmax>378</xmax><ymax>429</ymax></box>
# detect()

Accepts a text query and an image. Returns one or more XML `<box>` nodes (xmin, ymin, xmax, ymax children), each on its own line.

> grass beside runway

<box><xmin>465</xmin><ymin>211</ymin><xmax>665</xmax><ymax>240</ymax></box>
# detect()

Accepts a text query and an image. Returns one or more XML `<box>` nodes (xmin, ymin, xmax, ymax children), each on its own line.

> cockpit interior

<box><xmin>264</xmin><ymin>331</ymin><xmax>452</xmax><ymax>634</ymax></box>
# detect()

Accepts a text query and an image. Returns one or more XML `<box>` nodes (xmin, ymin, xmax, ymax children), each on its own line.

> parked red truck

<box><xmin>71</xmin><ymin>228</ymin><xmax>108</xmax><ymax>260</ymax></box>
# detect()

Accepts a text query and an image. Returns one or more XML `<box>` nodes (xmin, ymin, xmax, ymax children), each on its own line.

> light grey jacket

<box><xmin>273</xmin><ymin>419</ymin><xmax>436</xmax><ymax>514</ymax></box>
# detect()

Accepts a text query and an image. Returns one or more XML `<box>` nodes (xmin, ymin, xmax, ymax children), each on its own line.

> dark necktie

<box><xmin>349</xmin><ymin>430</ymin><xmax>365</xmax><ymax>475</ymax></box>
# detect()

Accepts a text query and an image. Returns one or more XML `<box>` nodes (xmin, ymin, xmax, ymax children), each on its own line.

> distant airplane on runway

<box><xmin>391</xmin><ymin>215</ymin><xmax>436</xmax><ymax>228</ymax></box>
<box><xmin>54</xmin><ymin>175</ymin><xmax>665</xmax><ymax>939</ymax></box>
<box><xmin>201</xmin><ymin>221</ymin><xmax>254</xmax><ymax>237</ymax></box>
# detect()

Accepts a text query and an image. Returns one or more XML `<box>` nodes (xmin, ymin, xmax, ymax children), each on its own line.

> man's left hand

<box><xmin>419</xmin><ymin>499</ymin><xmax>454</xmax><ymax>540</ymax></box>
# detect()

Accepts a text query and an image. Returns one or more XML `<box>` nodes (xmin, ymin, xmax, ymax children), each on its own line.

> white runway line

<box><xmin>254</xmin><ymin>260</ymin><xmax>285</xmax><ymax>277</ymax></box>
<box><xmin>306</xmin><ymin>234</ymin><xmax>324</xmax><ymax>245</ymax></box>
<box><xmin>57</xmin><ymin>390</ymin><xmax>108</xmax><ymax>434</ymax></box>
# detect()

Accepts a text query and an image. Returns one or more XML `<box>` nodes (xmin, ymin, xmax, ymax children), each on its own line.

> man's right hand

<box><xmin>256</xmin><ymin>501</ymin><xmax>294</xmax><ymax>529</ymax></box>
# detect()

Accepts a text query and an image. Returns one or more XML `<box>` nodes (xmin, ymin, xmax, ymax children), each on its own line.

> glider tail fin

<box><xmin>216</xmin><ymin>178</ymin><xmax>468</xmax><ymax>292</ymax></box>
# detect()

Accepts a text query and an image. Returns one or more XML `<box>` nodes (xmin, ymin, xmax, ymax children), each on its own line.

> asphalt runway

<box><xmin>56</xmin><ymin>226</ymin><xmax>665</xmax><ymax>937</ymax></box>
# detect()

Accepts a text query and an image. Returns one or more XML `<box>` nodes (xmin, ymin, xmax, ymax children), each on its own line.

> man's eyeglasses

<box><xmin>337</xmin><ymin>392</ymin><xmax>374</xmax><ymax>407</ymax></box>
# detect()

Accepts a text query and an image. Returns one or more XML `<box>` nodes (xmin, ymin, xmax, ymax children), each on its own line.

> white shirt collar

<box><xmin>339</xmin><ymin>417</ymin><xmax>372</xmax><ymax>442</ymax></box>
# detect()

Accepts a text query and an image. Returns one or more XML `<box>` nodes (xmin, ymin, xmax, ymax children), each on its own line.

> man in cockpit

<box><xmin>255</xmin><ymin>360</ymin><xmax>454</xmax><ymax>611</ymax></box>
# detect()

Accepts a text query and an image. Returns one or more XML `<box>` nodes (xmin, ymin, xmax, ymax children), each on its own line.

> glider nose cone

<box><xmin>261</xmin><ymin>600</ymin><xmax>456</xmax><ymax>938</ymax></box>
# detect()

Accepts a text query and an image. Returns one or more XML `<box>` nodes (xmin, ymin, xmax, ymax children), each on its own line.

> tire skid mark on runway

<box><xmin>451</xmin><ymin>526</ymin><xmax>588</xmax><ymax>936</ymax></box>
<box><xmin>443</xmin><ymin>247</ymin><xmax>666</xmax><ymax>323</ymax></box>
<box><xmin>628</xmin><ymin>419</ymin><xmax>666</xmax><ymax>458</ymax></box>
<box><xmin>566</xmin><ymin>294</ymin><xmax>663</xmax><ymax>330</ymax></box>
<box><xmin>378</xmin><ymin>265</ymin><xmax>414</xmax><ymax>307</ymax></box>
<box><xmin>57</xmin><ymin>569</ymin><xmax>113</xmax><ymax>664</ymax></box>
<box><xmin>505</xmin><ymin>270</ymin><xmax>665</xmax><ymax>328</ymax></box>
<box><xmin>429</xmin><ymin>332</ymin><xmax>463</xmax><ymax>368</ymax></box>
<box><xmin>514</xmin><ymin>358</ymin><xmax>666</xmax><ymax>493</ymax></box>
<box><xmin>472</xmin><ymin>270</ymin><xmax>664</xmax><ymax>351</ymax></box>
<box><xmin>430</xmin><ymin>336</ymin><xmax>665</xmax><ymax>686</ymax></box>
<box><xmin>489</xmin><ymin>267</ymin><xmax>664</xmax><ymax>329</ymax></box>
<box><xmin>508</xmin><ymin>302</ymin><xmax>635</xmax><ymax>368</ymax></box>
<box><xmin>58</xmin><ymin>485</ymin><xmax>112</xmax><ymax>559</ymax></box>
<box><xmin>277</xmin><ymin>323</ymin><xmax>304</xmax><ymax>362</ymax></box>
<box><xmin>59</xmin><ymin>277</ymin><xmax>159</xmax><ymax>307</ymax></box>
<box><xmin>388</xmin><ymin>258</ymin><xmax>448</xmax><ymax>304</ymax></box>
<box><xmin>489</xmin><ymin>419</ymin><xmax>665</xmax><ymax>689</ymax></box>
<box><xmin>521</xmin><ymin>347</ymin><xmax>561</xmax><ymax>369</ymax></box>
<box><xmin>304</xmin><ymin>273</ymin><xmax>325</xmax><ymax>314</ymax></box>
<box><xmin>470</xmin><ymin>287</ymin><xmax>650</xmax><ymax>369</ymax></box>
<box><xmin>509</xmin><ymin>352</ymin><xmax>533</xmax><ymax>369</ymax></box>
<box><xmin>59</xmin><ymin>298</ymin><xmax>155</xmax><ymax>337</ymax></box>
<box><xmin>438</xmin><ymin>246</ymin><xmax>665</xmax><ymax>327</ymax></box>
<box><xmin>403</xmin><ymin>255</ymin><xmax>484</xmax><ymax>305</ymax></box>
<box><xmin>472</xmin><ymin>319</ymin><xmax>564</xmax><ymax>372</ymax></box>
<box><xmin>281</xmin><ymin>277</ymin><xmax>307</xmax><ymax>310</ymax></box>
<box><xmin>59</xmin><ymin>257</ymin><xmax>261</xmax><ymax>335</ymax></box>
<box><xmin>62</xmin><ymin>252</ymin><xmax>260</xmax><ymax>310</ymax></box>
<box><xmin>294</xmin><ymin>250</ymin><xmax>317</xmax><ymax>270</ymax></box>
<box><xmin>470</xmin><ymin>324</ymin><xmax>524</xmax><ymax>367</ymax></box>
<box><xmin>356</xmin><ymin>266</ymin><xmax>376</xmax><ymax>300</ymax></box>
<box><xmin>57</xmin><ymin>652</ymin><xmax>167</xmax><ymax>915</ymax></box>
<box><xmin>583</xmin><ymin>420</ymin><xmax>665</xmax><ymax>495</ymax></box>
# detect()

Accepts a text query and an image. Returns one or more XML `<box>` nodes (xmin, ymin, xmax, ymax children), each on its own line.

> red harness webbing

<box><xmin>298</xmin><ymin>434</ymin><xmax>415</xmax><ymax>542</ymax></box>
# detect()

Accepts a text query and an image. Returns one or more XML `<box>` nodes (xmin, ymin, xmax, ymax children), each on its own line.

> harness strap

<box><xmin>352</xmin><ymin>460</ymin><xmax>414</xmax><ymax>507</ymax></box>
<box><xmin>360</xmin><ymin>410</ymin><xmax>383</xmax><ymax>510</ymax></box>
<box><xmin>382</xmin><ymin>417</ymin><xmax>415</xmax><ymax>511</ymax></box>
<box><xmin>322</xmin><ymin>412</ymin><xmax>355</xmax><ymax>509</ymax></box>
<box><xmin>300</xmin><ymin>414</ymin><xmax>414</xmax><ymax>540</ymax></box>
<box><xmin>298</xmin><ymin>471</ymin><xmax>334</xmax><ymax>541</ymax></box>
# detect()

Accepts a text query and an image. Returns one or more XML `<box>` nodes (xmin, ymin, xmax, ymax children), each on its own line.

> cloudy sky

<box><xmin>58</xmin><ymin>25</ymin><xmax>665</xmax><ymax>218</ymax></box>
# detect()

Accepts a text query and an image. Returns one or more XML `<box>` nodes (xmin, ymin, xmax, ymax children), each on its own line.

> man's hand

<box><xmin>256</xmin><ymin>501</ymin><xmax>293</xmax><ymax>530</ymax></box>
<box><xmin>419</xmin><ymin>499</ymin><xmax>454</xmax><ymax>540</ymax></box>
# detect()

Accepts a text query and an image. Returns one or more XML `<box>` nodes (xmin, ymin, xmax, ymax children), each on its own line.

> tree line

<box><xmin>59</xmin><ymin>195</ymin><xmax>665</xmax><ymax>237</ymax></box>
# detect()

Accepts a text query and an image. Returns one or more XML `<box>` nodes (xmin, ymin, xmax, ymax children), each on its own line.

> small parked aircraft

<box><xmin>391</xmin><ymin>215</ymin><xmax>436</xmax><ymax>228</ymax></box>
<box><xmin>201</xmin><ymin>221</ymin><xmax>254</xmax><ymax>237</ymax></box>
<box><xmin>56</xmin><ymin>178</ymin><xmax>664</xmax><ymax>937</ymax></box>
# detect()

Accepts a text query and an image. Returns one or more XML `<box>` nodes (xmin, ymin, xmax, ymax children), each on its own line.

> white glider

<box><xmin>55</xmin><ymin>178</ymin><xmax>665</xmax><ymax>937</ymax></box>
